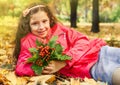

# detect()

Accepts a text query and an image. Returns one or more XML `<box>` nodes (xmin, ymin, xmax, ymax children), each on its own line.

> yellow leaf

<box><xmin>0</xmin><ymin>49</ymin><xmax>6</xmax><ymax>55</ymax></box>
<box><xmin>30</xmin><ymin>75</ymin><xmax>55</xmax><ymax>85</ymax></box>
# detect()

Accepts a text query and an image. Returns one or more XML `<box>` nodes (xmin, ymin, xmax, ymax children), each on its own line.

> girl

<box><xmin>13</xmin><ymin>3</ymin><xmax>120</xmax><ymax>85</ymax></box>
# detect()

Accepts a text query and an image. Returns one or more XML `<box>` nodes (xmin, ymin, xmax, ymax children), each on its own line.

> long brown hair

<box><xmin>13</xmin><ymin>3</ymin><xmax>57</xmax><ymax>62</ymax></box>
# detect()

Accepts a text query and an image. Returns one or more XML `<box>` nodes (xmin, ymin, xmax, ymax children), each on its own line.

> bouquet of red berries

<box><xmin>27</xmin><ymin>36</ymin><xmax>71</xmax><ymax>75</ymax></box>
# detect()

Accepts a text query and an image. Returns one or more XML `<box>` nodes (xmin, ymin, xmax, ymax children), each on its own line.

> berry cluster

<box><xmin>35</xmin><ymin>59</ymin><xmax>43</xmax><ymax>66</ymax></box>
<box><xmin>35</xmin><ymin>45</ymin><xmax>55</xmax><ymax>66</ymax></box>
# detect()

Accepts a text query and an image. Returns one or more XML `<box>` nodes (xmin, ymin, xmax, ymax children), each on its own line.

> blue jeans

<box><xmin>91</xmin><ymin>46</ymin><xmax>120</xmax><ymax>85</ymax></box>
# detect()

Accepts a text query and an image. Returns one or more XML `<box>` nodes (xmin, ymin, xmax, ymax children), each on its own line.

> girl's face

<box><xmin>30</xmin><ymin>11</ymin><xmax>50</xmax><ymax>38</ymax></box>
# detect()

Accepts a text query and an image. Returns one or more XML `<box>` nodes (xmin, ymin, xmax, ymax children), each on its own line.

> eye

<box><xmin>42</xmin><ymin>20</ymin><xmax>48</xmax><ymax>23</ymax></box>
<box><xmin>31</xmin><ymin>22</ymin><xmax>38</xmax><ymax>25</ymax></box>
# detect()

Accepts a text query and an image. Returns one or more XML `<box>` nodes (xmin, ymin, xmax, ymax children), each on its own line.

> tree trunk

<box><xmin>91</xmin><ymin>0</ymin><xmax>100</xmax><ymax>33</ymax></box>
<box><xmin>70</xmin><ymin>0</ymin><xmax>78</xmax><ymax>28</ymax></box>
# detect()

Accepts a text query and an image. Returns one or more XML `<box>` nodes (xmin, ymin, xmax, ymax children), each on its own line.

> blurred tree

<box><xmin>91</xmin><ymin>0</ymin><xmax>99</xmax><ymax>33</ymax></box>
<box><xmin>0</xmin><ymin>0</ymin><xmax>120</xmax><ymax>23</ymax></box>
<box><xmin>9</xmin><ymin>4</ymin><xmax>15</xmax><ymax>17</ymax></box>
<box><xmin>40</xmin><ymin>0</ymin><xmax>52</xmax><ymax>4</ymax></box>
<box><xmin>84</xmin><ymin>0</ymin><xmax>88</xmax><ymax>22</ymax></box>
<box><xmin>70</xmin><ymin>0</ymin><xmax>78</xmax><ymax>28</ymax></box>
<box><xmin>99</xmin><ymin>0</ymin><xmax>120</xmax><ymax>22</ymax></box>
<box><xmin>0</xmin><ymin>1</ymin><xmax>9</xmax><ymax>16</ymax></box>
<box><xmin>53</xmin><ymin>0</ymin><xmax>70</xmax><ymax>22</ymax></box>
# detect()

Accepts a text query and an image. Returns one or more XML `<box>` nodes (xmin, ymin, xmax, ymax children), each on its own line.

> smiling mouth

<box><xmin>38</xmin><ymin>30</ymin><xmax>46</xmax><ymax>34</ymax></box>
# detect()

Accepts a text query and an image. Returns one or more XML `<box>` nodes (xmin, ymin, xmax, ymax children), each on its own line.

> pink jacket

<box><xmin>15</xmin><ymin>23</ymin><xmax>106</xmax><ymax>78</ymax></box>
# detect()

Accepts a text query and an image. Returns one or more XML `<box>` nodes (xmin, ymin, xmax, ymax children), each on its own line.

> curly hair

<box><xmin>13</xmin><ymin>3</ymin><xmax>57</xmax><ymax>62</ymax></box>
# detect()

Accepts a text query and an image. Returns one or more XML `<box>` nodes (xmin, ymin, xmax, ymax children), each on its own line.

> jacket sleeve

<box><xmin>57</xmin><ymin>26</ymin><xmax>107</xmax><ymax>78</ymax></box>
<box><xmin>15</xmin><ymin>42</ymin><xmax>35</xmax><ymax>76</ymax></box>
<box><xmin>63</xmin><ymin>29</ymin><xmax>91</xmax><ymax>68</ymax></box>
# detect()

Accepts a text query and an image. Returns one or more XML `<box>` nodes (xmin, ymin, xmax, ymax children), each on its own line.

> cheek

<box><xmin>30</xmin><ymin>25</ymin><xmax>38</xmax><ymax>31</ymax></box>
<box><xmin>31</xmin><ymin>28</ymin><xmax>35</xmax><ymax>32</ymax></box>
<box><xmin>46</xmin><ymin>27</ymin><xmax>50</xmax><ymax>32</ymax></box>
<box><xmin>31</xmin><ymin>28</ymin><xmax>38</xmax><ymax>33</ymax></box>
<box><xmin>31</xmin><ymin>30</ymin><xmax>35</xmax><ymax>34</ymax></box>
<box><xmin>45</xmin><ymin>23</ymin><xmax>50</xmax><ymax>30</ymax></box>
<box><xmin>46</xmin><ymin>20</ymin><xmax>50</xmax><ymax>28</ymax></box>
<box><xmin>31</xmin><ymin>26</ymin><xmax>38</xmax><ymax>30</ymax></box>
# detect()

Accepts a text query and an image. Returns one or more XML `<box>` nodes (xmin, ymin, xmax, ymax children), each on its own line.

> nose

<box><xmin>38</xmin><ymin>23</ymin><xmax>44</xmax><ymax>29</ymax></box>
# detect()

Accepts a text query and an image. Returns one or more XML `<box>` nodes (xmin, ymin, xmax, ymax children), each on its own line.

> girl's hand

<box><xmin>42</xmin><ymin>61</ymin><xmax>66</xmax><ymax>74</ymax></box>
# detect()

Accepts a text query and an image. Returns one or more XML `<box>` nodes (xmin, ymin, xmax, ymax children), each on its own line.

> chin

<box><xmin>39</xmin><ymin>35</ymin><xmax>46</xmax><ymax>38</ymax></box>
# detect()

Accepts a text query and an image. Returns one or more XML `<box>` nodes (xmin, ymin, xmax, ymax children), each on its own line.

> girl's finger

<box><xmin>44</xmin><ymin>66</ymin><xmax>53</xmax><ymax>70</ymax></box>
<box><xmin>42</xmin><ymin>67</ymin><xmax>53</xmax><ymax>74</ymax></box>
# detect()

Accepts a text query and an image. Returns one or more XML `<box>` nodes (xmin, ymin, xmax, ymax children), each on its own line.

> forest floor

<box><xmin>0</xmin><ymin>23</ymin><xmax>120</xmax><ymax>85</ymax></box>
<box><xmin>70</xmin><ymin>23</ymin><xmax>120</xmax><ymax>47</ymax></box>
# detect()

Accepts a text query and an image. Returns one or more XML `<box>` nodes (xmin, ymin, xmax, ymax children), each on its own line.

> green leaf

<box><xmin>31</xmin><ymin>64</ymin><xmax>43</xmax><ymax>75</ymax></box>
<box><xmin>29</xmin><ymin>48</ymin><xmax>37</xmax><ymax>53</ymax></box>
<box><xmin>43</xmin><ymin>60</ymin><xmax>49</xmax><ymax>66</ymax></box>
<box><xmin>36</xmin><ymin>39</ymin><xmax>44</xmax><ymax>46</ymax></box>
<box><xmin>55</xmin><ymin>44</ymin><xmax>63</xmax><ymax>54</ymax></box>
<box><xmin>48</xmin><ymin>36</ymin><xmax>58</xmax><ymax>47</ymax></box>
<box><xmin>27</xmin><ymin>54</ymin><xmax>38</xmax><ymax>63</ymax></box>
<box><xmin>60</xmin><ymin>55</ymin><xmax>71</xmax><ymax>60</ymax></box>
<box><xmin>51</xmin><ymin>53</ymin><xmax>71</xmax><ymax>61</ymax></box>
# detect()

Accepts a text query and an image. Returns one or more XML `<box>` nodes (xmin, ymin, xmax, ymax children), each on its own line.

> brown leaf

<box><xmin>84</xmin><ymin>77</ymin><xmax>99</xmax><ymax>85</ymax></box>
<box><xmin>0</xmin><ymin>49</ymin><xmax>6</xmax><ymax>55</ymax></box>
<box><xmin>5</xmin><ymin>71</ymin><xmax>30</xmax><ymax>85</ymax></box>
<box><xmin>5</xmin><ymin>71</ymin><xmax>17</xmax><ymax>85</ymax></box>
<box><xmin>0</xmin><ymin>73</ymin><xmax>12</xmax><ymax>85</ymax></box>
<box><xmin>70</xmin><ymin>78</ymin><xmax>80</xmax><ymax>85</ymax></box>
<box><xmin>30</xmin><ymin>75</ymin><xmax>55</xmax><ymax>85</ymax></box>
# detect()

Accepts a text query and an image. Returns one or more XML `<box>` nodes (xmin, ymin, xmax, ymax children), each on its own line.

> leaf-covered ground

<box><xmin>76</xmin><ymin>23</ymin><xmax>120</xmax><ymax>47</ymax></box>
<box><xmin>0</xmin><ymin>23</ymin><xmax>120</xmax><ymax>85</ymax></box>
